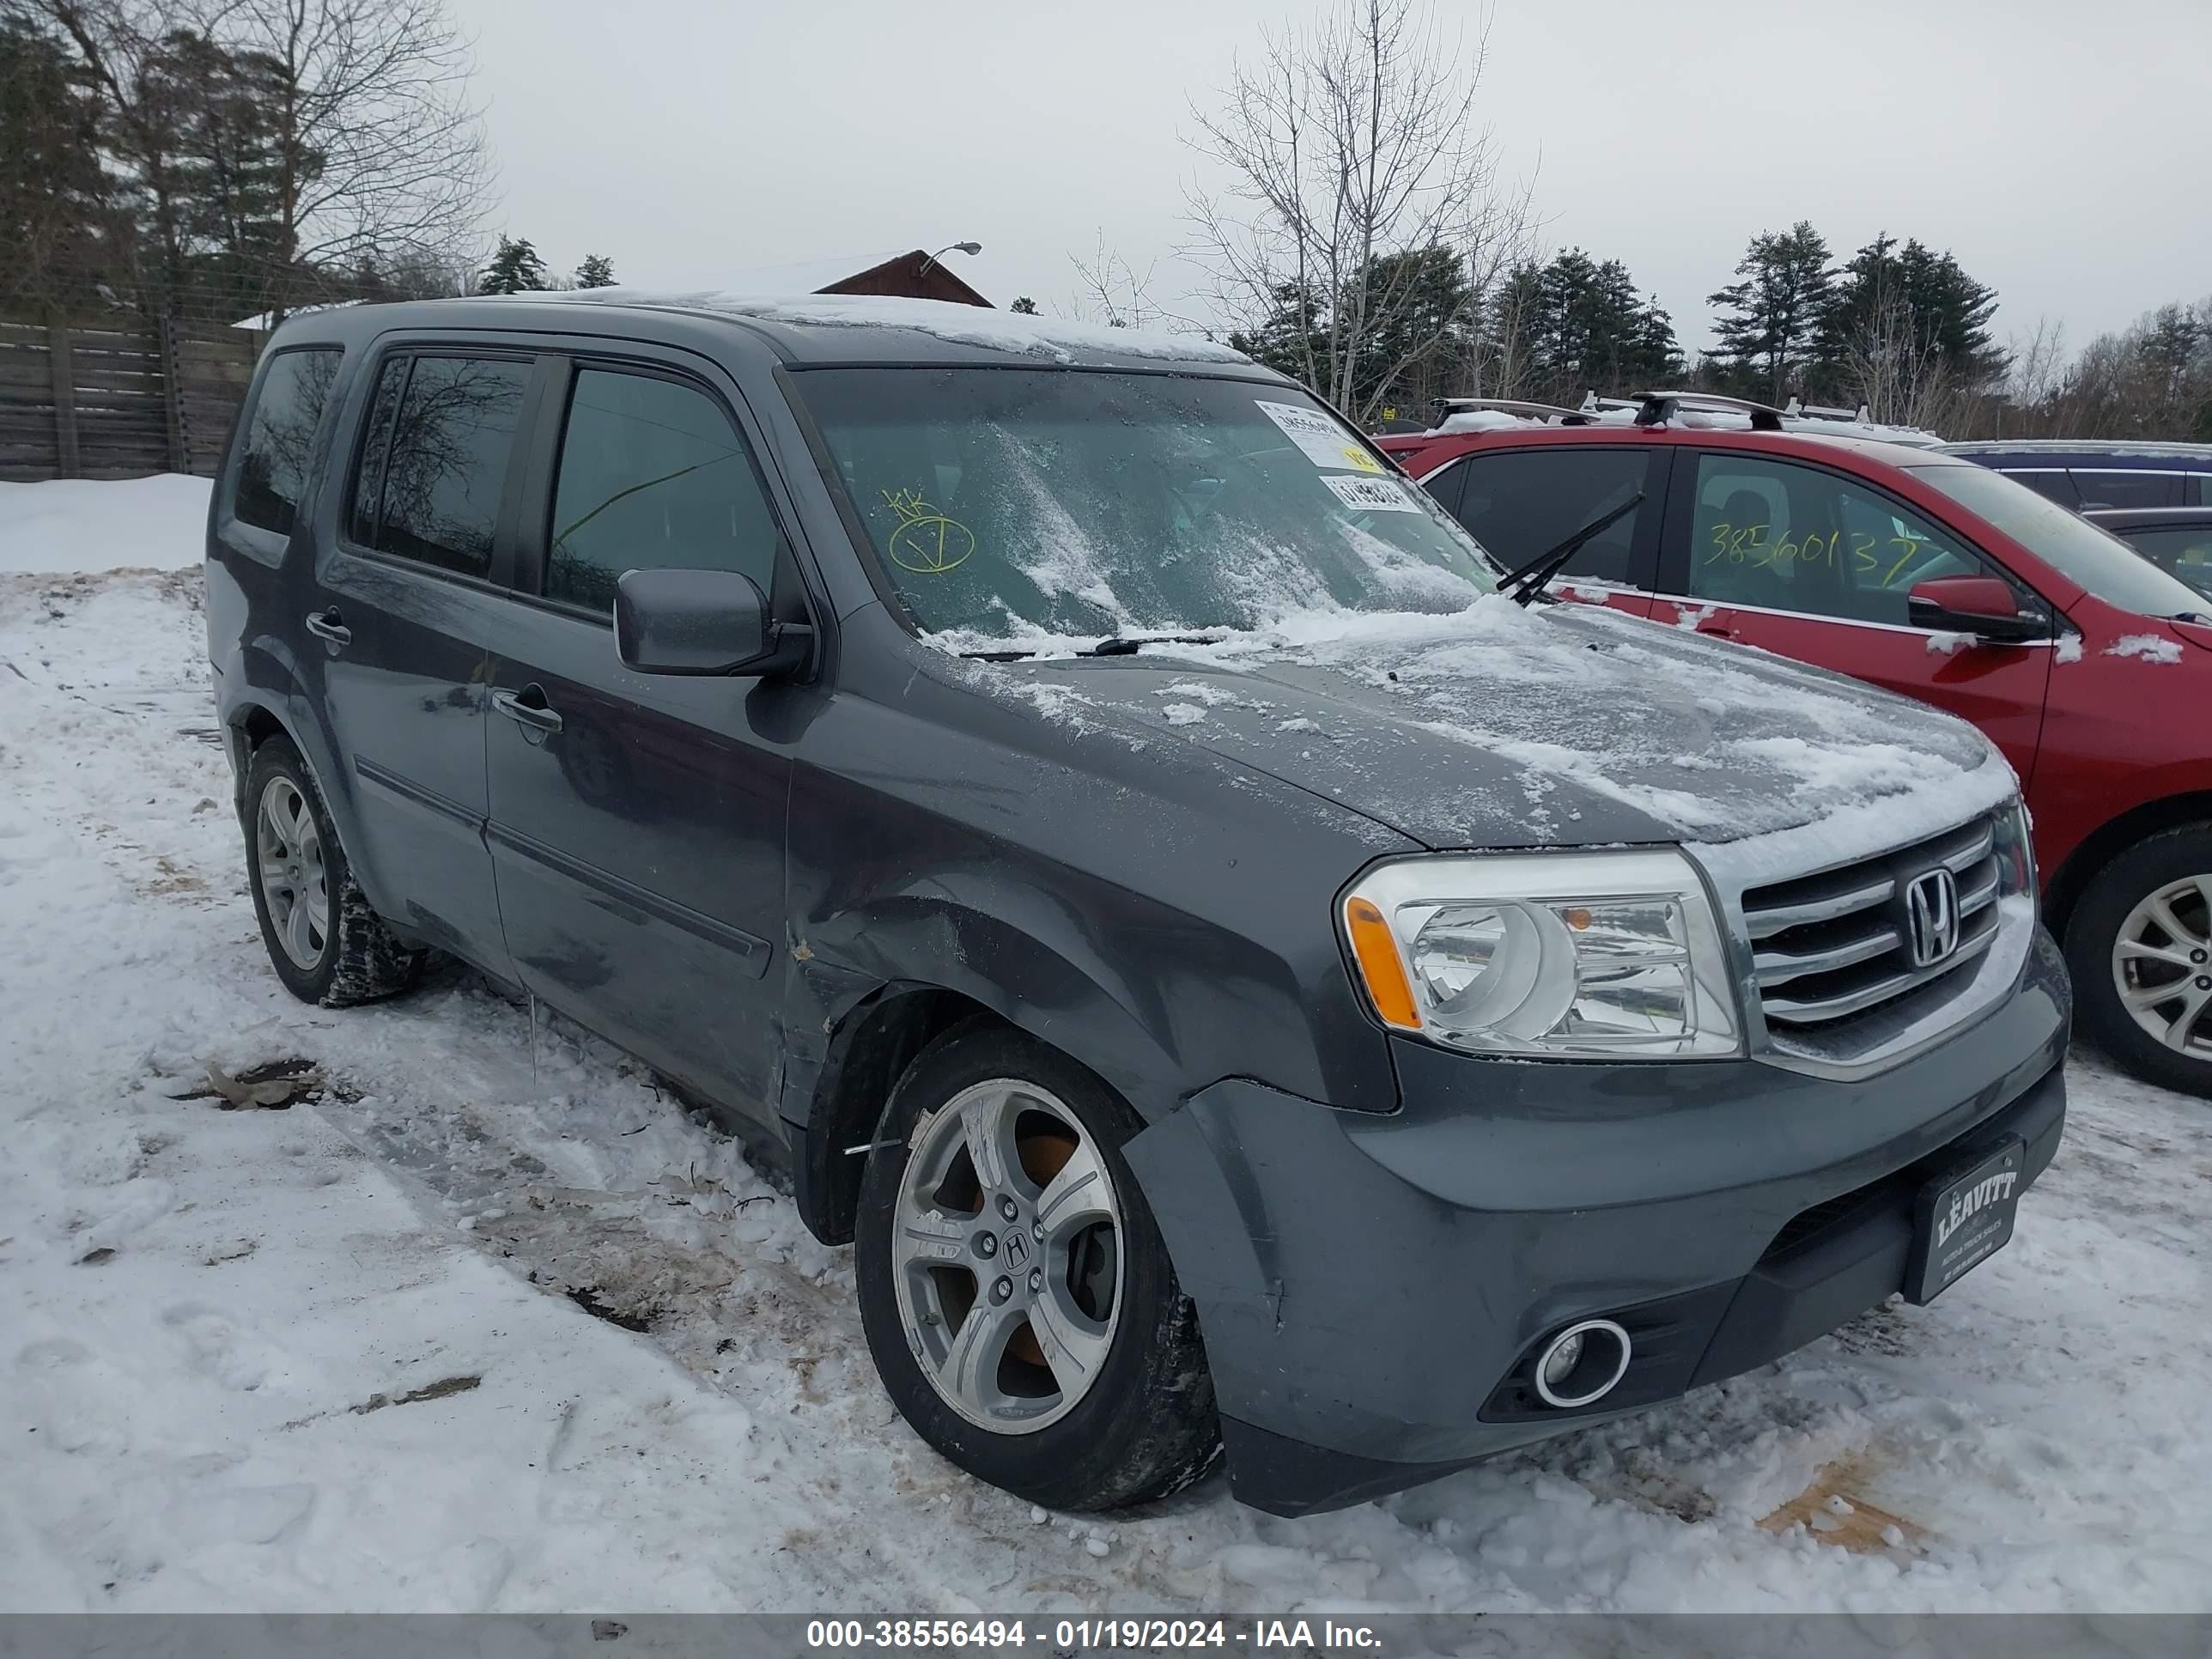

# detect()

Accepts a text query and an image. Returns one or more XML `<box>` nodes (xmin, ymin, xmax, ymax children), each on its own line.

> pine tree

<box><xmin>1707</xmin><ymin>222</ymin><xmax>1836</xmax><ymax>404</ymax></box>
<box><xmin>479</xmin><ymin>235</ymin><xmax>548</xmax><ymax>294</ymax></box>
<box><xmin>1501</xmin><ymin>248</ymin><xmax>1674</xmax><ymax>401</ymax></box>
<box><xmin>1352</xmin><ymin>245</ymin><xmax>1475</xmax><ymax>412</ymax></box>
<box><xmin>1819</xmin><ymin>234</ymin><xmax>2004</xmax><ymax>398</ymax></box>
<box><xmin>0</xmin><ymin>15</ymin><xmax>119</xmax><ymax>310</ymax></box>
<box><xmin>574</xmin><ymin>252</ymin><xmax>616</xmax><ymax>289</ymax></box>
<box><xmin>1007</xmin><ymin>295</ymin><xmax>1039</xmax><ymax>314</ymax></box>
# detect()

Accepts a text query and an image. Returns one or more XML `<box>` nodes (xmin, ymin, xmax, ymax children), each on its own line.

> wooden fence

<box><xmin>0</xmin><ymin>315</ymin><xmax>260</xmax><ymax>482</ymax></box>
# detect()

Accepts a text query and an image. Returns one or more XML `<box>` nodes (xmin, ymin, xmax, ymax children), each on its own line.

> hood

<box><xmin>989</xmin><ymin>599</ymin><xmax>2011</xmax><ymax>852</ymax></box>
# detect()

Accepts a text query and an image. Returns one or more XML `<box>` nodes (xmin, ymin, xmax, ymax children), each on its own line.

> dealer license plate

<box><xmin>1905</xmin><ymin>1136</ymin><xmax>2024</xmax><ymax>1305</ymax></box>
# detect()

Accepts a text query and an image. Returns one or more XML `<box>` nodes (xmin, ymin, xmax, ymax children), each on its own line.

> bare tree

<box><xmin>1839</xmin><ymin>283</ymin><xmax>1954</xmax><ymax>431</ymax></box>
<box><xmin>1066</xmin><ymin>231</ymin><xmax>1179</xmax><ymax>331</ymax></box>
<box><xmin>27</xmin><ymin>0</ymin><xmax>493</xmax><ymax>322</ymax></box>
<box><xmin>1183</xmin><ymin>0</ymin><xmax>1534</xmax><ymax>423</ymax></box>
<box><xmin>202</xmin><ymin>0</ymin><xmax>494</xmax><ymax>319</ymax></box>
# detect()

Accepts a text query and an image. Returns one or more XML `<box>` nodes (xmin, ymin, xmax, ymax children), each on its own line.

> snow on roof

<box><xmin>1575</xmin><ymin>404</ymin><xmax>1945</xmax><ymax>447</ymax></box>
<box><xmin>1428</xmin><ymin>408</ymin><xmax>1534</xmax><ymax>434</ymax></box>
<box><xmin>230</xmin><ymin>298</ymin><xmax>363</xmax><ymax>331</ymax></box>
<box><xmin>485</xmin><ymin>288</ymin><xmax>1250</xmax><ymax>366</ymax></box>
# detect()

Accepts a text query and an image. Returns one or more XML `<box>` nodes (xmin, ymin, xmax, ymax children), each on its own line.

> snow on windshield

<box><xmin>796</xmin><ymin>367</ymin><xmax>1498</xmax><ymax>642</ymax></box>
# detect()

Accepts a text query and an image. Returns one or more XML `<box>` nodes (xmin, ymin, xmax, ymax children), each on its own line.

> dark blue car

<box><xmin>1940</xmin><ymin>439</ymin><xmax>2212</xmax><ymax>508</ymax></box>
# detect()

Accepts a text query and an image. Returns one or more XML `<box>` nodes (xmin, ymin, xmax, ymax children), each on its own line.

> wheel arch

<box><xmin>2045</xmin><ymin>790</ymin><xmax>2212</xmax><ymax>940</ymax></box>
<box><xmin>791</xmin><ymin>983</ymin><xmax>1001</xmax><ymax>1245</ymax></box>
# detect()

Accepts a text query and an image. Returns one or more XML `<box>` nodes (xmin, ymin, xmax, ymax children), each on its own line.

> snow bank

<box><xmin>489</xmin><ymin>289</ymin><xmax>1249</xmax><ymax>367</ymax></box>
<box><xmin>0</xmin><ymin>476</ymin><xmax>211</xmax><ymax>574</ymax></box>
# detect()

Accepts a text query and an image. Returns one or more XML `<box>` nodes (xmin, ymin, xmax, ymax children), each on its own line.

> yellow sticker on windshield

<box><xmin>882</xmin><ymin>488</ymin><xmax>975</xmax><ymax>574</ymax></box>
<box><xmin>1339</xmin><ymin>447</ymin><xmax>1383</xmax><ymax>474</ymax></box>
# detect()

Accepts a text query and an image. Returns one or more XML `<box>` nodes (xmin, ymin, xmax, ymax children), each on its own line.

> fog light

<box><xmin>1533</xmin><ymin>1318</ymin><xmax>1632</xmax><ymax>1409</ymax></box>
<box><xmin>1541</xmin><ymin>1330</ymin><xmax>1584</xmax><ymax>1389</ymax></box>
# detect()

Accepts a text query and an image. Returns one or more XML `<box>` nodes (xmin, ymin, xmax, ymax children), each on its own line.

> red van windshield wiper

<box><xmin>1498</xmin><ymin>492</ymin><xmax>1645</xmax><ymax>607</ymax></box>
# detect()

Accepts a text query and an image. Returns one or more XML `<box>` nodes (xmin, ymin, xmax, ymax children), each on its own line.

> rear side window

<box><xmin>544</xmin><ymin>369</ymin><xmax>784</xmax><ymax>613</ymax></box>
<box><xmin>2003</xmin><ymin>469</ymin><xmax>2078</xmax><ymax>507</ymax></box>
<box><xmin>232</xmin><ymin>348</ymin><xmax>342</xmax><ymax>538</ymax></box>
<box><xmin>2193</xmin><ymin>476</ymin><xmax>2212</xmax><ymax>507</ymax></box>
<box><xmin>347</xmin><ymin>354</ymin><xmax>532</xmax><ymax>578</ymax></box>
<box><xmin>2071</xmin><ymin>469</ymin><xmax>2177</xmax><ymax>509</ymax></box>
<box><xmin>1447</xmin><ymin>448</ymin><xmax>1651</xmax><ymax>584</ymax></box>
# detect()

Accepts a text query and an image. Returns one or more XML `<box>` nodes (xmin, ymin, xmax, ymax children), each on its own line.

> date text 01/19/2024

<box><xmin>804</xmin><ymin>1620</ymin><xmax>1384</xmax><ymax>1651</ymax></box>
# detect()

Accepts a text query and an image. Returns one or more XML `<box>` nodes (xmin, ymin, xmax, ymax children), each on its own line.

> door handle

<box><xmin>1695</xmin><ymin>622</ymin><xmax>1740</xmax><ymax>641</ymax></box>
<box><xmin>490</xmin><ymin>685</ymin><xmax>563</xmax><ymax>735</ymax></box>
<box><xmin>303</xmin><ymin>608</ymin><xmax>351</xmax><ymax>646</ymax></box>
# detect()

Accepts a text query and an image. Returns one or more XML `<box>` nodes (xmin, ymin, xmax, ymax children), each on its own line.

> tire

<box><xmin>242</xmin><ymin>735</ymin><xmax>424</xmax><ymax>1008</ymax></box>
<box><xmin>854</xmin><ymin>1020</ymin><xmax>1221</xmax><ymax>1511</ymax></box>
<box><xmin>2065</xmin><ymin>823</ymin><xmax>2212</xmax><ymax>1097</ymax></box>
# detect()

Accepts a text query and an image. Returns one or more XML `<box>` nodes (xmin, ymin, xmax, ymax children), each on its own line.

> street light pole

<box><xmin>918</xmin><ymin>240</ymin><xmax>982</xmax><ymax>276</ymax></box>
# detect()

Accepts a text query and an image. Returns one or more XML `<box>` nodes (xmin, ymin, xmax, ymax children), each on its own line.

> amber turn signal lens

<box><xmin>1345</xmin><ymin>896</ymin><xmax>1421</xmax><ymax>1030</ymax></box>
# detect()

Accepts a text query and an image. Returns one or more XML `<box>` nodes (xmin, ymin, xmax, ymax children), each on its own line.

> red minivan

<box><xmin>1383</xmin><ymin>398</ymin><xmax>2212</xmax><ymax>1097</ymax></box>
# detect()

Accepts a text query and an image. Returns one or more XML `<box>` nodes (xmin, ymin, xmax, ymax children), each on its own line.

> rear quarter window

<box><xmin>2070</xmin><ymin>470</ymin><xmax>2178</xmax><ymax>509</ymax></box>
<box><xmin>229</xmin><ymin>347</ymin><xmax>343</xmax><ymax>538</ymax></box>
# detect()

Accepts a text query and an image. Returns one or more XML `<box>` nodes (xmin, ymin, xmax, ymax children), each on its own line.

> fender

<box><xmin>788</xmin><ymin>879</ymin><xmax>1189</xmax><ymax>1126</ymax></box>
<box><xmin>215</xmin><ymin>623</ymin><xmax>402</xmax><ymax>922</ymax></box>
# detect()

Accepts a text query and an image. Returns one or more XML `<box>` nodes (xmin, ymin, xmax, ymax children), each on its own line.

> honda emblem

<box><xmin>1905</xmin><ymin>868</ymin><xmax>1961</xmax><ymax>968</ymax></box>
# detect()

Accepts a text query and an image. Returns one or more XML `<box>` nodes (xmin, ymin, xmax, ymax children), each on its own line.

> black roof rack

<box><xmin>1631</xmin><ymin>390</ymin><xmax>1786</xmax><ymax>432</ymax></box>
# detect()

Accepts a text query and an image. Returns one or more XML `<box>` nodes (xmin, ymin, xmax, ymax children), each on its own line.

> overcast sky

<box><xmin>456</xmin><ymin>0</ymin><xmax>2209</xmax><ymax>358</ymax></box>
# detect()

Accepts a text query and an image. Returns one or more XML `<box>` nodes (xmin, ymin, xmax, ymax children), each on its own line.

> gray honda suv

<box><xmin>205</xmin><ymin>293</ymin><xmax>2069</xmax><ymax>1516</ymax></box>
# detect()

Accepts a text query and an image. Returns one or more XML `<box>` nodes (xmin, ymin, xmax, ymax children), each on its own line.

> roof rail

<box><xmin>1632</xmin><ymin>390</ymin><xmax>1786</xmax><ymax>432</ymax></box>
<box><xmin>1784</xmin><ymin>396</ymin><xmax>1875</xmax><ymax>424</ymax></box>
<box><xmin>1431</xmin><ymin>396</ymin><xmax>1597</xmax><ymax>425</ymax></box>
<box><xmin>1577</xmin><ymin>390</ymin><xmax>1641</xmax><ymax>414</ymax></box>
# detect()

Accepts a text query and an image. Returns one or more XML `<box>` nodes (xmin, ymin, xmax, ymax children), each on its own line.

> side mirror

<box><xmin>615</xmin><ymin>568</ymin><xmax>804</xmax><ymax>676</ymax></box>
<box><xmin>1906</xmin><ymin>574</ymin><xmax>2048</xmax><ymax>645</ymax></box>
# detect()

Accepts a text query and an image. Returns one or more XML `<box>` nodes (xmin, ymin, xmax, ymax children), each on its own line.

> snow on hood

<box><xmin>960</xmin><ymin>599</ymin><xmax>2014</xmax><ymax>852</ymax></box>
<box><xmin>485</xmin><ymin>288</ymin><xmax>1249</xmax><ymax>367</ymax></box>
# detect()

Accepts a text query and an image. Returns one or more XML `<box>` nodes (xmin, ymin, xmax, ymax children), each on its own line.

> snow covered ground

<box><xmin>2</xmin><ymin>480</ymin><xmax>2209</xmax><ymax>1613</ymax></box>
<box><xmin>0</xmin><ymin>474</ymin><xmax>210</xmax><ymax>574</ymax></box>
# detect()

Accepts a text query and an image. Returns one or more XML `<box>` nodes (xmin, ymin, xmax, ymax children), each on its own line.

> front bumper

<box><xmin>1123</xmin><ymin>929</ymin><xmax>2071</xmax><ymax>1516</ymax></box>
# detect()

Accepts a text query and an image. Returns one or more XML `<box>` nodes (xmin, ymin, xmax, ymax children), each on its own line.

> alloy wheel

<box><xmin>255</xmin><ymin>775</ymin><xmax>330</xmax><ymax>971</ymax></box>
<box><xmin>890</xmin><ymin>1078</ymin><xmax>1124</xmax><ymax>1434</ymax></box>
<box><xmin>2112</xmin><ymin>873</ymin><xmax>2212</xmax><ymax>1057</ymax></box>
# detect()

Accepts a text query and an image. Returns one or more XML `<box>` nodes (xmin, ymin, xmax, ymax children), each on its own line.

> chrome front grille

<box><xmin>1741</xmin><ymin>814</ymin><xmax>2007</xmax><ymax>1038</ymax></box>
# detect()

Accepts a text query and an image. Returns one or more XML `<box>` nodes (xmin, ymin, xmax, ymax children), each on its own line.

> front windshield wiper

<box><xmin>955</xmin><ymin>631</ymin><xmax>1230</xmax><ymax>663</ymax></box>
<box><xmin>1078</xmin><ymin>632</ymin><xmax>1231</xmax><ymax>656</ymax></box>
<box><xmin>1498</xmin><ymin>492</ymin><xmax>1646</xmax><ymax>607</ymax></box>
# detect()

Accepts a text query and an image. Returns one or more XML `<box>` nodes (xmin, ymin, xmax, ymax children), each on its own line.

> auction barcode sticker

<box><xmin>1255</xmin><ymin>400</ymin><xmax>1385</xmax><ymax>473</ymax></box>
<box><xmin>1319</xmin><ymin>472</ymin><xmax>1419</xmax><ymax>513</ymax></box>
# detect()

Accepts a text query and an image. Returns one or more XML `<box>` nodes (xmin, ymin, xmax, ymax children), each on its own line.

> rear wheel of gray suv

<box><xmin>854</xmin><ymin>1021</ymin><xmax>1220</xmax><ymax>1510</ymax></box>
<box><xmin>2067</xmin><ymin>824</ymin><xmax>2212</xmax><ymax>1097</ymax></box>
<box><xmin>242</xmin><ymin>735</ymin><xmax>425</xmax><ymax>1008</ymax></box>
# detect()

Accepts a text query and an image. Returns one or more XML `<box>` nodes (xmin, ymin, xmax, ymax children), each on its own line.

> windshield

<box><xmin>793</xmin><ymin>368</ymin><xmax>1499</xmax><ymax>643</ymax></box>
<box><xmin>1910</xmin><ymin>463</ymin><xmax>2211</xmax><ymax>619</ymax></box>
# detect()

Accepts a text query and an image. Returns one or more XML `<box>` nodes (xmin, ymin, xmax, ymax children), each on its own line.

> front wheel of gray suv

<box><xmin>242</xmin><ymin>735</ymin><xmax>425</xmax><ymax>1008</ymax></box>
<box><xmin>854</xmin><ymin>1021</ymin><xmax>1221</xmax><ymax>1510</ymax></box>
<box><xmin>2066</xmin><ymin>823</ymin><xmax>2212</xmax><ymax>1097</ymax></box>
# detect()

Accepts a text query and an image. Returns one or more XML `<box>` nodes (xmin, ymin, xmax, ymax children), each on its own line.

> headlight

<box><xmin>1341</xmin><ymin>850</ymin><xmax>1742</xmax><ymax>1059</ymax></box>
<box><xmin>1997</xmin><ymin>799</ymin><xmax>2038</xmax><ymax>908</ymax></box>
